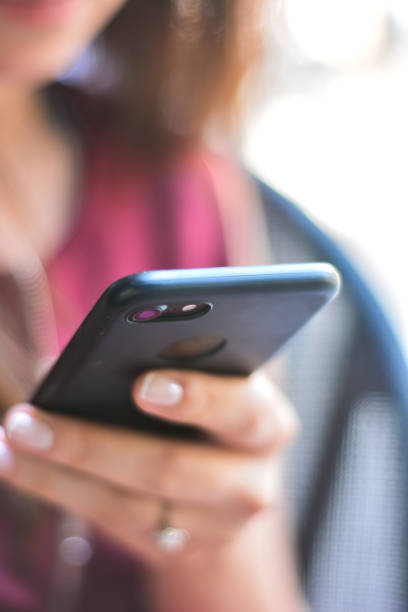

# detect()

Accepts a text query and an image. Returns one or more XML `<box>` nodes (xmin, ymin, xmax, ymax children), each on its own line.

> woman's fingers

<box><xmin>3</xmin><ymin>404</ymin><xmax>276</xmax><ymax>517</ymax></box>
<box><xmin>0</xmin><ymin>432</ymin><xmax>255</xmax><ymax>564</ymax></box>
<box><xmin>0</xmin><ymin>369</ymin><xmax>296</xmax><ymax>564</ymax></box>
<box><xmin>133</xmin><ymin>369</ymin><xmax>299</xmax><ymax>451</ymax></box>
<box><xmin>0</xmin><ymin>429</ymin><xmax>159</xmax><ymax>563</ymax></box>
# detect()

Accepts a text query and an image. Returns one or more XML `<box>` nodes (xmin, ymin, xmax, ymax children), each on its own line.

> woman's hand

<box><xmin>0</xmin><ymin>369</ymin><xmax>303</xmax><ymax>609</ymax></box>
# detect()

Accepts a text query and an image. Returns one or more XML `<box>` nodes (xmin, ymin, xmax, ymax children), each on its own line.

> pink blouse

<box><xmin>47</xmin><ymin>134</ymin><xmax>227</xmax><ymax>348</ymax></box>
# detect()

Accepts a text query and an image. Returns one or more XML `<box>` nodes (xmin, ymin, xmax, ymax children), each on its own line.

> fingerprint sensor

<box><xmin>158</xmin><ymin>336</ymin><xmax>226</xmax><ymax>361</ymax></box>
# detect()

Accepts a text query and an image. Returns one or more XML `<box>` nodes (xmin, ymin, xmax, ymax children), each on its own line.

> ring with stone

<box><xmin>155</xmin><ymin>501</ymin><xmax>189</xmax><ymax>553</ymax></box>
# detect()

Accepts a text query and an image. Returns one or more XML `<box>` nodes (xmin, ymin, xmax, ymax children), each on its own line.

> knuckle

<box><xmin>250</xmin><ymin>371</ymin><xmax>276</xmax><ymax>402</ymax></box>
<box><xmin>230</xmin><ymin>458</ymin><xmax>276</xmax><ymax>518</ymax></box>
<box><xmin>237</xmin><ymin>406</ymin><xmax>265</xmax><ymax>441</ymax></box>
<box><xmin>251</xmin><ymin>374</ymin><xmax>301</xmax><ymax>450</ymax></box>
<box><xmin>183</xmin><ymin>375</ymin><xmax>207</xmax><ymax>419</ymax></box>
<box><xmin>233</xmin><ymin>483</ymin><xmax>273</xmax><ymax>518</ymax></box>
<box><xmin>144</xmin><ymin>444</ymin><xmax>181</xmax><ymax>496</ymax></box>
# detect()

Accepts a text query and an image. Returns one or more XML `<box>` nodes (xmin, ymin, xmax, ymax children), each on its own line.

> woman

<box><xmin>0</xmin><ymin>1</ymin><xmax>306</xmax><ymax>611</ymax></box>
<box><xmin>1</xmin><ymin>2</ymin><xmax>406</xmax><ymax>611</ymax></box>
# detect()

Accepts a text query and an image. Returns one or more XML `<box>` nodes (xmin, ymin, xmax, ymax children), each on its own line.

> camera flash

<box><xmin>182</xmin><ymin>304</ymin><xmax>197</xmax><ymax>312</ymax></box>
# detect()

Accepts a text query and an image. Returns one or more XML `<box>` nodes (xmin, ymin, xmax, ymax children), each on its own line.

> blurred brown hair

<box><xmin>100</xmin><ymin>0</ymin><xmax>267</xmax><ymax>153</ymax></box>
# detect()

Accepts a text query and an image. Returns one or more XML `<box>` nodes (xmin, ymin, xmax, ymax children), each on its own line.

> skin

<box><xmin>0</xmin><ymin>1</ymin><xmax>306</xmax><ymax>609</ymax></box>
<box><xmin>1</xmin><ymin>371</ymin><xmax>298</xmax><ymax>561</ymax></box>
<box><xmin>0</xmin><ymin>371</ymin><xmax>303</xmax><ymax>610</ymax></box>
<box><xmin>0</xmin><ymin>0</ymin><xmax>126</xmax><ymax>85</ymax></box>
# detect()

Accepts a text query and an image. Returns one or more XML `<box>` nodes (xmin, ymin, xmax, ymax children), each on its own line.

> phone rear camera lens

<box><xmin>129</xmin><ymin>307</ymin><xmax>164</xmax><ymax>322</ymax></box>
<box><xmin>127</xmin><ymin>303</ymin><xmax>211</xmax><ymax>323</ymax></box>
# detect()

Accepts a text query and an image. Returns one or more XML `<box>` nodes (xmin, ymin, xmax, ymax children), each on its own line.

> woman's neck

<box><xmin>0</xmin><ymin>85</ymin><xmax>81</xmax><ymax>269</ymax></box>
<box><xmin>0</xmin><ymin>86</ymin><xmax>47</xmax><ymax>146</ymax></box>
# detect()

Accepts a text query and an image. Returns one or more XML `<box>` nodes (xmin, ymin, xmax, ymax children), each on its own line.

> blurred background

<box><xmin>242</xmin><ymin>0</ymin><xmax>408</xmax><ymax>357</ymax></box>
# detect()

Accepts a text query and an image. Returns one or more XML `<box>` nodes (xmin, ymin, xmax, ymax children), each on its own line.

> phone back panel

<box><xmin>32</xmin><ymin>264</ymin><xmax>340</xmax><ymax>437</ymax></box>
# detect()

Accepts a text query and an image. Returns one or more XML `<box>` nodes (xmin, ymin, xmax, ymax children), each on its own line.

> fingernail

<box><xmin>6</xmin><ymin>409</ymin><xmax>54</xmax><ymax>451</ymax></box>
<box><xmin>138</xmin><ymin>373</ymin><xmax>183</xmax><ymax>406</ymax></box>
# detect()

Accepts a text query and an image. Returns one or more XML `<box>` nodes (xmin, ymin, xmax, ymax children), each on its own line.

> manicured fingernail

<box><xmin>6</xmin><ymin>409</ymin><xmax>54</xmax><ymax>451</ymax></box>
<box><xmin>137</xmin><ymin>373</ymin><xmax>183</xmax><ymax>406</ymax></box>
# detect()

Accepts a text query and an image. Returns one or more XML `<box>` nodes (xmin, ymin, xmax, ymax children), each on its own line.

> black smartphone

<box><xmin>32</xmin><ymin>264</ymin><xmax>340</xmax><ymax>438</ymax></box>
